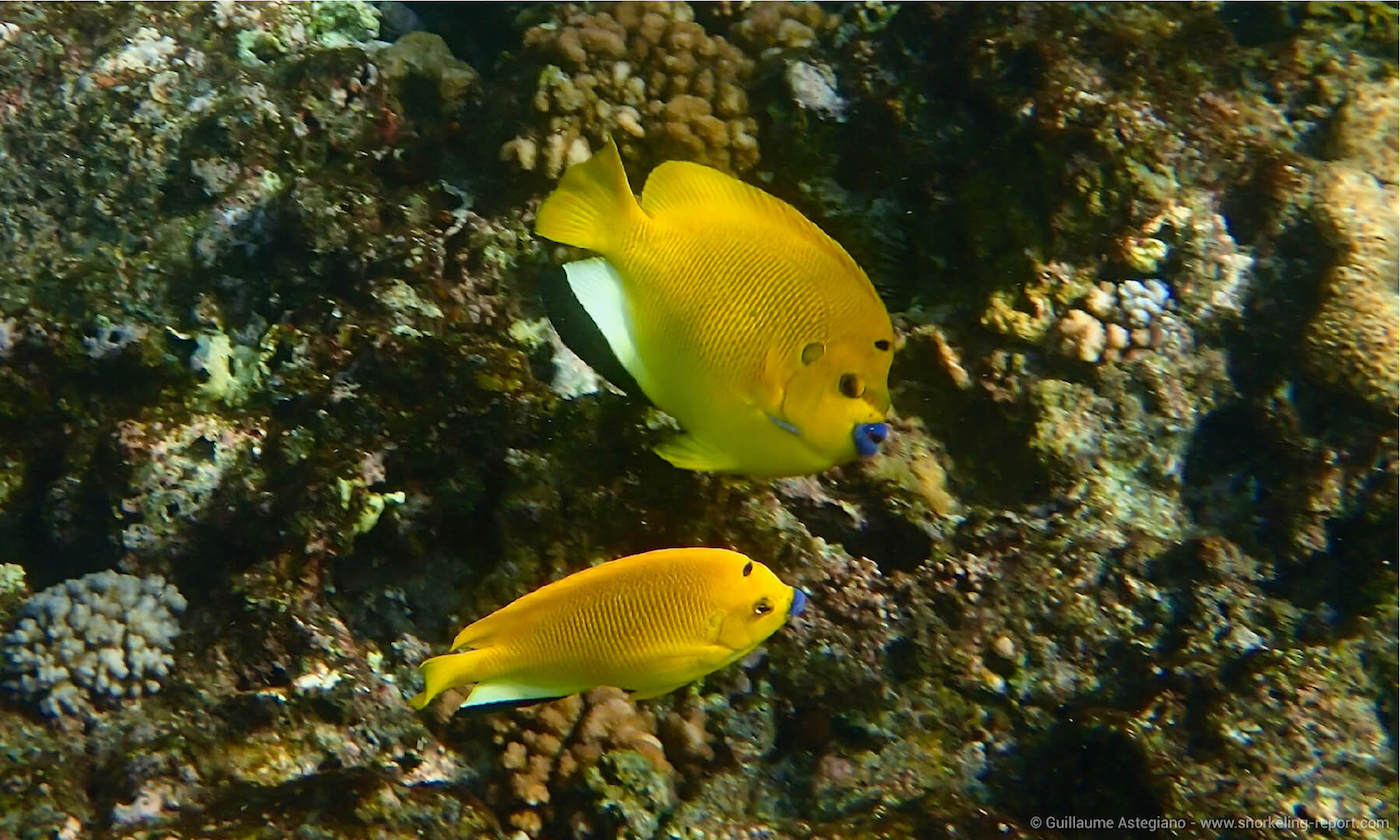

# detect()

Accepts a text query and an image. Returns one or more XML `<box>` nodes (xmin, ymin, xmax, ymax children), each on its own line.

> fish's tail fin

<box><xmin>408</xmin><ymin>649</ymin><xmax>491</xmax><ymax>710</ymax></box>
<box><xmin>535</xmin><ymin>138</ymin><xmax>646</xmax><ymax>254</ymax></box>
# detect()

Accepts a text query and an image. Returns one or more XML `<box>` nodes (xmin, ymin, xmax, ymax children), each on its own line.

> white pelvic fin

<box><xmin>459</xmin><ymin>678</ymin><xmax>569</xmax><ymax>711</ymax></box>
<box><xmin>563</xmin><ymin>257</ymin><xmax>646</xmax><ymax>387</ymax></box>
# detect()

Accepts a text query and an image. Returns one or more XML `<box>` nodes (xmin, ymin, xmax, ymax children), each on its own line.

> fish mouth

<box><xmin>853</xmin><ymin>422</ymin><xmax>890</xmax><ymax>457</ymax></box>
<box><xmin>788</xmin><ymin>588</ymin><xmax>807</xmax><ymax>617</ymax></box>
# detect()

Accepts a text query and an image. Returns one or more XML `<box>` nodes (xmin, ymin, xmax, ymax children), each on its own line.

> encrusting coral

<box><xmin>1303</xmin><ymin>163</ymin><xmax>1400</xmax><ymax>412</ymax></box>
<box><xmin>1303</xmin><ymin>77</ymin><xmax>1399</xmax><ymax>413</ymax></box>
<box><xmin>500</xmin><ymin>1</ymin><xmax>760</xmax><ymax>176</ymax></box>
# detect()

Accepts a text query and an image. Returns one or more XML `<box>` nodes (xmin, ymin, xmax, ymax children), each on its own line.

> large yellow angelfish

<box><xmin>409</xmin><ymin>548</ymin><xmax>805</xmax><ymax>711</ymax></box>
<box><xmin>535</xmin><ymin>139</ymin><xmax>895</xmax><ymax>476</ymax></box>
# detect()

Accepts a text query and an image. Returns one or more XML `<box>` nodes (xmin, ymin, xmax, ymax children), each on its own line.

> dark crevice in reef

<box><xmin>987</xmin><ymin>719</ymin><xmax>1165</xmax><ymax>839</ymax></box>
<box><xmin>397</xmin><ymin>2</ymin><xmax>528</xmax><ymax>80</ymax></box>
<box><xmin>892</xmin><ymin>347</ymin><xmax>1053</xmax><ymax>509</ymax></box>
<box><xmin>795</xmin><ymin>498</ymin><xmax>932</xmax><ymax>575</ymax></box>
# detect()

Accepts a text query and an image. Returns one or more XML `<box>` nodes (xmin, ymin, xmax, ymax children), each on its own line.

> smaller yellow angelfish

<box><xmin>409</xmin><ymin>547</ymin><xmax>805</xmax><ymax>712</ymax></box>
<box><xmin>535</xmin><ymin>139</ymin><xmax>895</xmax><ymax>476</ymax></box>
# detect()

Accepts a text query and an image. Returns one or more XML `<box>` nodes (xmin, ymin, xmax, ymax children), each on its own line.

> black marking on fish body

<box><xmin>461</xmin><ymin>694</ymin><xmax>569</xmax><ymax>713</ymax></box>
<box><xmin>742</xmin><ymin>561</ymin><xmax>754</xmax><ymax>577</ymax></box>
<box><xmin>540</xmin><ymin>264</ymin><xmax>647</xmax><ymax>401</ymax></box>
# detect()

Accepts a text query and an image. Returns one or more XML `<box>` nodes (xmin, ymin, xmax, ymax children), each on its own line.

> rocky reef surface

<box><xmin>0</xmin><ymin>2</ymin><xmax>1394</xmax><ymax>838</ymax></box>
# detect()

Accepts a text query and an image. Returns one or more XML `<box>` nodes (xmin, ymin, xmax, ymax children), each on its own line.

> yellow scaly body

<box><xmin>535</xmin><ymin>140</ymin><xmax>895</xmax><ymax>476</ymax></box>
<box><xmin>409</xmin><ymin>547</ymin><xmax>801</xmax><ymax>711</ymax></box>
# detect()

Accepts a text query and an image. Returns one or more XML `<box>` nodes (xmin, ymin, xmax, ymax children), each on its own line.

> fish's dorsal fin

<box><xmin>535</xmin><ymin>138</ymin><xmax>646</xmax><ymax>255</ymax></box>
<box><xmin>640</xmin><ymin>161</ymin><xmax>829</xmax><ymax>242</ymax></box>
<box><xmin>562</xmin><ymin>257</ymin><xmax>648</xmax><ymax>390</ymax></box>
<box><xmin>460</xmin><ymin>678</ymin><xmax>570</xmax><ymax>711</ymax></box>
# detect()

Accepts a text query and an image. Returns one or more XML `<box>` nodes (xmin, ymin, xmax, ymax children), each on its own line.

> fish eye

<box><xmin>839</xmin><ymin>373</ymin><xmax>865</xmax><ymax>399</ymax></box>
<box><xmin>801</xmin><ymin>341</ymin><xmax>825</xmax><ymax>365</ymax></box>
<box><xmin>742</xmin><ymin>561</ymin><xmax>753</xmax><ymax>577</ymax></box>
<box><xmin>874</xmin><ymin>339</ymin><xmax>891</xmax><ymax>351</ymax></box>
<box><xmin>753</xmin><ymin>598</ymin><xmax>773</xmax><ymax>616</ymax></box>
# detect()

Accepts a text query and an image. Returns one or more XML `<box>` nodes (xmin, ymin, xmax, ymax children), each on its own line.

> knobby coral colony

<box><xmin>0</xmin><ymin>2</ymin><xmax>1395</xmax><ymax>839</ymax></box>
<box><xmin>2</xmin><ymin>572</ymin><xmax>185</xmax><ymax>719</ymax></box>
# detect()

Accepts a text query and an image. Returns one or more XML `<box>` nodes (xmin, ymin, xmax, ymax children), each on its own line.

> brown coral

<box><xmin>486</xmin><ymin>687</ymin><xmax>675</xmax><ymax>837</ymax></box>
<box><xmin>501</xmin><ymin>1</ymin><xmax>759</xmax><ymax>176</ymax></box>
<box><xmin>1324</xmin><ymin>78</ymin><xmax>1399</xmax><ymax>185</ymax></box>
<box><xmin>1303</xmin><ymin>164</ymin><xmax>1400</xmax><ymax>413</ymax></box>
<box><xmin>728</xmin><ymin>1</ymin><xmax>840</xmax><ymax>54</ymax></box>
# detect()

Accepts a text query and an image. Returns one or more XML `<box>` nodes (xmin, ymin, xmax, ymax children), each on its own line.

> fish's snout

<box><xmin>789</xmin><ymin>588</ymin><xmax>807</xmax><ymax>617</ymax></box>
<box><xmin>854</xmin><ymin>422</ymin><xmax>890</xmax><ymax>457</ymax></box>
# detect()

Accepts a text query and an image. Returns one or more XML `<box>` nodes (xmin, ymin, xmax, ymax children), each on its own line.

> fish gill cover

<box><xmin>0</xmin><ymin>2</ymin><xmax>1393</xmax><ymax>838</ymax></box>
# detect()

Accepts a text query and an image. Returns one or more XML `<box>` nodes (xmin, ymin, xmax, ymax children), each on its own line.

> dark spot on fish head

<box><xmin>839</xmin><ymin>372</ymin><xmax>866</xmax><ymax>399</ymax></box>
<box><xmin>742</xmin><ymin>560</ymin><xmax>754</xmax><ymax>577</ymax></box>
<box><xmin>801</xmin><ymin>341</ymin><xmax>825</xmax><ymax>365</ymax></box>
<box><xmin>874</xmin><ymin>339</ymin><xmax>891</xmax><ymax>352</ymax></box>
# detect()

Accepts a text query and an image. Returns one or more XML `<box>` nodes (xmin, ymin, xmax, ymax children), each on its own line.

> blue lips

<box><xmin>789</xmin><ymin>588</ymin><xmax>807</xmax><ymax>617</ymax></box>
<box><xmin>854</xmin><ymin>422</ymin><xmax>890</xmax><ymax>457</ymax></box>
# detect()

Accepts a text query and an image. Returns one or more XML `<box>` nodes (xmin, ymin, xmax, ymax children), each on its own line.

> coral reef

<box><xmin>1</xmin><ymin>571</ymin><xmax>185</xmax><ymax>718</ymax></box>
<box><xmin>0</xmin><ymin>2</ymin><xmax>1393</xmax><ymax>838</ymax></box>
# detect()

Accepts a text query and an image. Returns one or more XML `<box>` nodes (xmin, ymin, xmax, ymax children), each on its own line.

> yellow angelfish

<box><xmin>535</xmin><ymin>139</ymin><xmax>895</xmax><ymax>477</ymax></box>
<box><xmin>408</xmin><ymin>547</ymin><xmax>805</xmax><ymax>711</ymax></box>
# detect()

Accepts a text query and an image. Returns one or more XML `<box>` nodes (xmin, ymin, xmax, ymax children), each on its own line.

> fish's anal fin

<box><xmin>628</xmin><ymin>682</ymin><xmax>691</xmax><ymax>701</ymax></box>
<box><xmin>563</xmin><ymin>258</ymin><xmax>647</xmax><ymax>390</ymax></box>
<box><xmin>654</xmin><ymin>433</ymin><xmax>737</xmax><ymax>473</ymax></box>
<box><xmin>460</xmin><ymin>679</ymin><xmax>571</xmax><ymax>712</ymax></box>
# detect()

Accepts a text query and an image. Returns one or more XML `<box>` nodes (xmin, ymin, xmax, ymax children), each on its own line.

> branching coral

<box><xmin>501</xmin><ymin>1</ymin><xmax>760</xmax><ymax>175</ymax></box>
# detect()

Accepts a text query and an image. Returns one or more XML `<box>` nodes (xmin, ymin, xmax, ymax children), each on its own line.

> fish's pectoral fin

<box><xmin>460</xmin><ymin>678</ymin><xmax>573</xmax><ymax>712</ymax></box>
<box><xmin>625</xmin><ymin>643</ymin><xmax>740</xmax><ymax>701</ymax></box>
<box><xmin>563</xmin><ymin>258</ymin><xmax>649</xmax><ymax>390</ymax></box>
<box><xmin>654</xmin><ymin>433</ymin><xmax>738</xmax><ymax>473</ymax></box>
